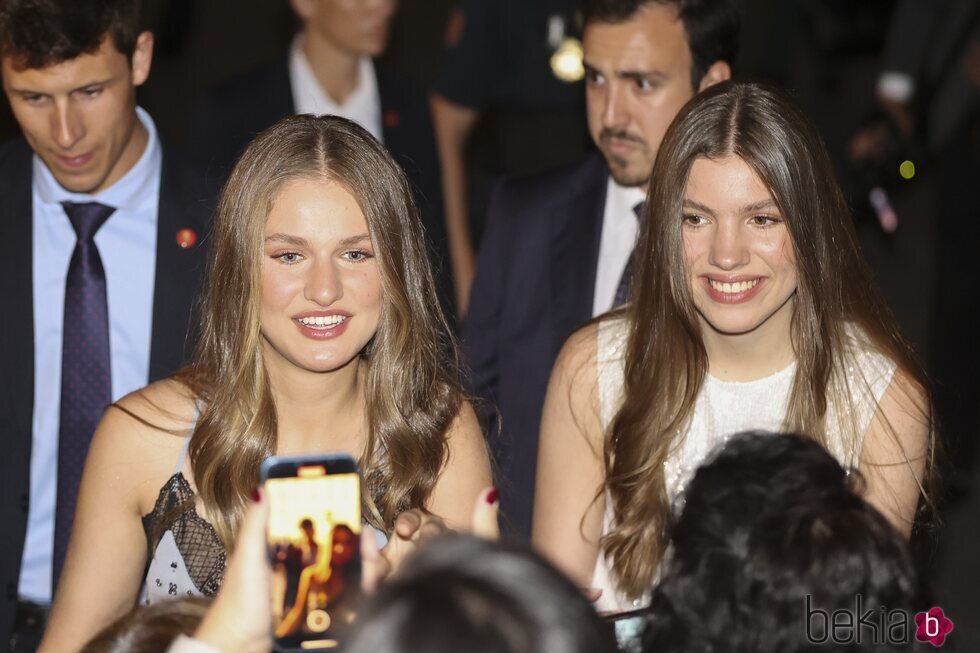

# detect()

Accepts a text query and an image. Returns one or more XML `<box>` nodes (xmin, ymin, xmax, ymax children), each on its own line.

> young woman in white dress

<box><xmin>532</xmin><ymin>82</ymin><xmax>934</xmax><ymax>613</ymax></box>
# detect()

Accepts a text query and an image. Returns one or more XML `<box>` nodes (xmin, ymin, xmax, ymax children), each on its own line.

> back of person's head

<box><xmin>345</xmin><ymin>535</ymin><xmax>617</xmax><ymax>653</ymax></box>
<box><xmin>578</xmin><ymin>0</ymin><xmax>741</xmax><ymax>89</ymax></box>
<box><xmin>0</xmin><ymin>0</ymin><xmax>141</xmax><ymax>70</ymax></box>
<box><xmin>80</xmin><ymin>598</ymin><xmax>208</xmax><ymax>653</ymax></box>
<box><xmin>642</xmin><ymin>431</ymin><xmax>925</xmax><ymax>653</ymax></box>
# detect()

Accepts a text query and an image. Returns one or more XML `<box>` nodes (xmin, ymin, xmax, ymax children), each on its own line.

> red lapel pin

<box><xmin>176</xmin><ymin>228</ymin><xmax>198</xmax><ymax>249</ymax></box>
<box><xmin>383</xmin><ymin>110</ymin><xmax>400</xmax><ymax>129</ymax></box>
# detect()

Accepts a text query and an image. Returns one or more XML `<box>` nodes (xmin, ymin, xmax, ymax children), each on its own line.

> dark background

<box><xmin>1</xmin><ymin>0</ymin><xmax>975</xmax><ymax>647</ymax></box>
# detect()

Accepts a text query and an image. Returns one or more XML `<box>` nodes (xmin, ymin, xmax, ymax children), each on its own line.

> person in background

<box><xmin>533</xmin><ymin>81</ymin><xmax>934</xmax><ymax>613</ymax></box>
<box><xmin>38</xmin><ymin>115</ymin><xmax>490</xmax><ymax>653</ymax></box>
<box><xmin>0</xmin><ymin>1</ymin><xmax>213</xmax><ymax>650</ymax></box>
<box><xmin>463</xmin><ymin>0</ymin><xmax>739</xmax><ymax>536</ymax></box>
<box><xmin>185</xmin><ymin>0</ymin><xmax>455</xmax><ymax>323</ymax></box>
<box><xmin>430</xmin><ymin>0</ymin><xmax>589</xmax><ymax>314</ymax></box>
<box><xmin>850</xmin><ymin>0</ymin><xmax>980</xmax><ymax>502</ymax></box>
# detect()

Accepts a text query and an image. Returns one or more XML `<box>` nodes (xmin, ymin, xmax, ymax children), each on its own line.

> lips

<box><xmin>292</xmin><ymin>311</ymin><xmax>351</xmax><ymax>340</ymax></box>
<box><xmin>702</xmin><ymin>276</ymin><xmax>765</xmax><ymax>304</ymax></box>
<box><xmin>56</xmin><ymin>152</ymin><xmax>94</xmax><ymax>169</ymax></box>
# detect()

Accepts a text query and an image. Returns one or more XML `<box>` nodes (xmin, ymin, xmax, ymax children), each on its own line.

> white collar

<box><xmin>289</xmin><ymin>34</ymin><xmax>383</xmax><ymax>142</ymax></box>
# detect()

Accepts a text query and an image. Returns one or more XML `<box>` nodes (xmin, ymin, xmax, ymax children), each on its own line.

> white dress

<box><xmin>590</xmin><ymin>317</ymin><xmax>896</xmax><ymax>613</ymax></box>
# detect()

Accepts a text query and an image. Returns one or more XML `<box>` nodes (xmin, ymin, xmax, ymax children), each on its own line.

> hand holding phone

<box><xmin>262</xmin><ymin>454</ymin><xmax>363</xmax><ymax>652</ymax></box>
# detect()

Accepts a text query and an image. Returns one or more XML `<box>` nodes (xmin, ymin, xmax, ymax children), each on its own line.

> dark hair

<box><xmin>345</xmin><ymin>535</ymin><xmax>617</xmax><ymax>653</ymax></box>
<box><xmin>604</xmin><ymin>80</ymin><xmax>933</xmax><ymax>599</ymax></box>
<box><xmin>579</xmin><ymin>0</ymin><xmax>741</xmax><ymax>89</ymax></box>
<box><xmin>80</xmin><ymin>599</ymin><xmax>208</xmax><ymax>653</ymax></box>
<box><xmin>642</xmin><ymin>431</ymin><xmax>926</xmax><ymax>653</ymax></box>
<box><xmin>0</xmin><ymin>0</ymin><xmax>141</xmax><ymax>70</ymax></box>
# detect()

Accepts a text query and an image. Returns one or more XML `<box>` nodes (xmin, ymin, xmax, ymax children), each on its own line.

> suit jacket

<box><xmin>462</xmin><ymin>154</ymin><xmax>608</xmax><ymax>537</ymax></box>
<box><xmin>0</xmin><ymin>138</ymin><xmax>213</xmax><ymax>639</ymax></box>
<box><xmin>185</xmin><ymin>58</ymin><xmax>455</xmax><ymax>320</ymax></box>
<box><xmin>882</xmin><ymin>0</ymin><xmax>980</xmax><ymax>150</ymax></box>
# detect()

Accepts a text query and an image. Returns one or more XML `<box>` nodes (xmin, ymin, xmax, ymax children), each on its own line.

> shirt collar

<box><xmin>606</xmin><ymin>178</ymin><xmax>647</xmax><ymax>222</ymax></box>
<box><xmin>33</xmin><ymin>106</ymin><xmax>162</xmax><ymax>214</ymax></box>
<box><xmin>289</xmin><ymin>33</ymin><xmax>382</xmax><ymax>142</ymax></box>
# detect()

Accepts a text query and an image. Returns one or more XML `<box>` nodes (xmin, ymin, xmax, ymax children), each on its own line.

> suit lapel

<box><xmin>148</xmin><ymin>150</ymin><xmax>209</xmax><ymax>381</ymax></box>
<box><xmin>0</xmin><ymin>141</ymin><xmax>36</xmax><ymax>436</ymax></box>
<box><xmin>549</xmin><ymin>156</ymin><xmax>608</xmax><ymax>341</ymax></box>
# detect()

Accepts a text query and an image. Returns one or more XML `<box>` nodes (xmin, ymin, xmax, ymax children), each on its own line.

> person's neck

<box><xmin>301</xmin><ymin>29</ymin><xmax>361</xmax><ymax>105</ymax></box>
<box><xmin>267</xmin><ymin>354</ymin><xmax>368</xmax><ymax>456</ymax></box>
<box><xmin>701</xmin><ymin>303</ymin><xmax>797</xmax><ymax>382</ymax></box>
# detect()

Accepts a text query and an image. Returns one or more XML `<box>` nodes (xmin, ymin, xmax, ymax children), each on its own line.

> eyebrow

<box><xmin>583</xmin><ymin>61</ymin><xmax>668</xmax><ymax>82</ymax></box>
<box><xmin>6</xmin><ymin>76</ymin><xmax>115</xmax><ymax>96</ymax></box>
<box><xmin>264</xmin><ymin>232</ymin><xmax>372</xmax><ymax>248</ymax></box>
<box><xmin>682</xmin><ymin>198</ymin><xmax>780</xmax><ymax>215</ymax></box>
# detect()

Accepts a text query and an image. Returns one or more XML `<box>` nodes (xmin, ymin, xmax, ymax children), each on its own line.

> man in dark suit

<box><xmin>185</xmin><ymin>0</ymin><xmax>455</xmax><ymax>320</ymax></box>
<box><xmin>463</xmin><ymin>0</ymin><xmax>740</xmax><ymax>536</ymax></box>
<box><xmin>0</xmin><ymin>2</ymin><xmax>212</xmax><ymax>649</ymax></box>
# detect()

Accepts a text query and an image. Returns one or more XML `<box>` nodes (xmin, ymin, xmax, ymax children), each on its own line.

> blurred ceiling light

<box><xmin>551</xmin><ymin>37</ymin><xmax>584</xmax><ymax>83</ymax></box>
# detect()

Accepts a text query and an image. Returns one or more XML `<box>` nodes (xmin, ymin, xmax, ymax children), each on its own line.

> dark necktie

<box><xmin>54</xmin><ymin>201</ymin><xmax>115</xmax><ymax>591</ymax></box>
<box><xmin>612</xmin><ymin>201</ymin><xmax>645</xmax><ymax>308</ymax></box>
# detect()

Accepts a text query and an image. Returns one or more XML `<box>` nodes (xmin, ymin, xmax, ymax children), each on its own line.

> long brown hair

<box><xmin>604</xmin><ymin>81</ymin><xmax>934</xmax><ymax>599</ymax></box>
<box><xmin>181</xmin><ymin>115</ymin><xmax>462</xmax><ymax>546</ymax></box>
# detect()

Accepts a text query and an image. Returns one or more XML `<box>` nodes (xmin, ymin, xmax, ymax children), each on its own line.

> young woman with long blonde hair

<box><xmin>533</xmin><ymin>82</ymin><xmax>934</xmax><ymax>613</ymax></box>
<box><xmin>41</xmin><ymin>115</ymin><xmax>491</xmax><ymax>652</ymax></box>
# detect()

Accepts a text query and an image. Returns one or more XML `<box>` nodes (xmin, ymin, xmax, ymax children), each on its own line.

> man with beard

<box><xmin>463</xmin><ymin>0</ymin><xmax>739</xmax><ymax>536</ymax></box>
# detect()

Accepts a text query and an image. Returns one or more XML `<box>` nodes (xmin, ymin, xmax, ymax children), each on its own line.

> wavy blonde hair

<box><xmin>603</xmin><ymin>82</ymin><xmax>935</xmax><ymax>599</ymax></box>
<box><xmin>179</xmin><ymin>115</ymin><xmax>462</xmax><ymax>546</ymax></box>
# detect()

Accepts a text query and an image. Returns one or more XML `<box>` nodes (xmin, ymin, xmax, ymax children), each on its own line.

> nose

<box><xmin>51</xmin><ymin>99</ymin><xmax>84</xmax><ymax>150</ymax></box>
<box><xmin>601</xmin><ymin>82</ymin><xmax>629</xmax><ymax>130</ymax></box>
<box><xmin>708</xmin><ymin>221</ymin><xmax>750</xmax><ymax>270</ymax></box>
<box><xmin>304</xmin><ymin>258</ymin><xmax>343</xmax><ymax>306</ymax></box>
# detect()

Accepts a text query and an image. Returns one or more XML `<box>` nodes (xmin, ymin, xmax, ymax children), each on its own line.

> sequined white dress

<box><xmin>589</xmin><ymin>316</ymin><xmax>896</xmax><ymax>613</ymax></box>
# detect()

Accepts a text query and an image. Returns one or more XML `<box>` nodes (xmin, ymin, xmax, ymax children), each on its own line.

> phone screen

<box><xmin>263</xmin><ymin>455</ymin><xmax>361</xmax><ymax>651</ymax></box>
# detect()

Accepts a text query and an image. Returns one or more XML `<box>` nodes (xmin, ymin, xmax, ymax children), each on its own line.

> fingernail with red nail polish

<box><xmin>486</xmin><ymin>487</ymin><xmax>499</xmax><ymax>505</ymax></box>
<box><xmin>250</xmin><ymin>487</ymin><xmax>261</xmax><ymax>502</ymax></box>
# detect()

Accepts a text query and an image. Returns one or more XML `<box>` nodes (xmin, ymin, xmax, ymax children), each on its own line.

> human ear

<box><xmin>131</xmin><ymin>31</ymin><xmax>154</xmax><ymax>87</ymax></box>
<box><xmin>289</xmin><ymin>0</ymin><xmax>317</xmax><ymax>22</ymax></box>
<box><xmin>697</xmin><ymin>60</ymin><xmax>732</xmax><ymax>91</ymax></box>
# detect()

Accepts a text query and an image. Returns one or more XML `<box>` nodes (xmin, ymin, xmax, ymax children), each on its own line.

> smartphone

<box><xmin>261</xmin><ymin>453</ymin><xmax>362</xmax><ymax>652</ymax></box>
<box><xmin>603</xmin><ymin>607</ymin><xmax>651</xmax><ymax>653</ymax></box>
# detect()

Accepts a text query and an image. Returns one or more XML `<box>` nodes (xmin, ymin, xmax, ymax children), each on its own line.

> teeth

<box><xmin>298</xmin><ymin>315</ymin><xmax>347</xmax><ymax>328</ymax></box>
<box><xmin>708</xmin><ymin>279</ymin><xmax>759</xmax><ymax>294</ymax></box>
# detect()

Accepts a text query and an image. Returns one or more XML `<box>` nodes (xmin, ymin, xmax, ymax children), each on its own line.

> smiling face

<box><xmin>1</xmin><ymin>33</ymin><xmax>152</xmax><ymax>194</ymax></box>
<box><xmin>682</xmin><ymin>156</ymin><xmax>798</xmax><ymax>343</ymax></box>
<box><xmin>583</xmin><ymin>3</ymin><xmax>697</xmax><ymax>188</ymax></box>
<box><xmin>260</xmin><ymin>178</ymin><xmax>382</xmax><ymax>377</ymax></box>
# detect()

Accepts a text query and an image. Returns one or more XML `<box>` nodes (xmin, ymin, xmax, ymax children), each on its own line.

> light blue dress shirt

<box><xmin>19</xmin><ymin>107</ymin><xmax>162</xmax><ymax>603</ymax></box>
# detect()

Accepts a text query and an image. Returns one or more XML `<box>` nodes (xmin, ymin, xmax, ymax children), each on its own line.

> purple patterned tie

<box><xmin>53</xmin><ymin>201</ymin><xmax>115</xmax><ymax>591</ymax></box>
<box><xmin>612</xmin><ymin>202</ymin><xmax>645</xmax><ymax>308</ymax></box>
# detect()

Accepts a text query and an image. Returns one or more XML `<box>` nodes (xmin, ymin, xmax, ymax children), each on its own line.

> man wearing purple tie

<box><xmin>0</xmin><ymin>2</ymin><xmax>212</xmax><ymax>650</ymax></box>
<box><xmin>462</xmin><ymin>0</ymin><xmax>739</xmax><ymax>537</ymax></box>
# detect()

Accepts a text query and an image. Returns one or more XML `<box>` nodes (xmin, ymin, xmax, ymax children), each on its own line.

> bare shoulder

<box><xmin>91</xmin><ymin>377</ymin><xmax>199</xmax><ymax>511</ymax></box>
<box><xmin>554</xmin><ymin>321</ymin><xmax>600</xmax><ymax>388</ymax></box>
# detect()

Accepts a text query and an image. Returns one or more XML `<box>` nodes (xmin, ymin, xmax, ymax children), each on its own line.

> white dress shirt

<box><xmin>289</xmin><ymin>35</ymin><xmax>383</xmax><ymax>143</ymax></box>
<box><xmin>592</xmin><ymin>178</ymin><xmax>646</xmax><ymax>316</ymax></box>
<box><xmin>20</xmin><ymin>107</ymin><xmax>161</xmax><ymax>603</ymax></box>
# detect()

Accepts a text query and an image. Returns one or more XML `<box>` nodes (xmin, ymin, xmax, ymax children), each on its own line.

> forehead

<box><xmin>685</xmin><ymin>156</ymin><xmax>775</xmax><ymax>205</ymax></box>
<box><xmin>582</xmin><ymin>4</ymin><xmax>691</xmax><ymax>73</ymax></box>
<box><xmin>1</xmin><ymin>38</ymin><xmax>128</xmax><ymax>91</ymax></box>
<box><xmin>265</xmin><ymin>178</ymin><xmax>370</xmax><ymax>236</ymax></box>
